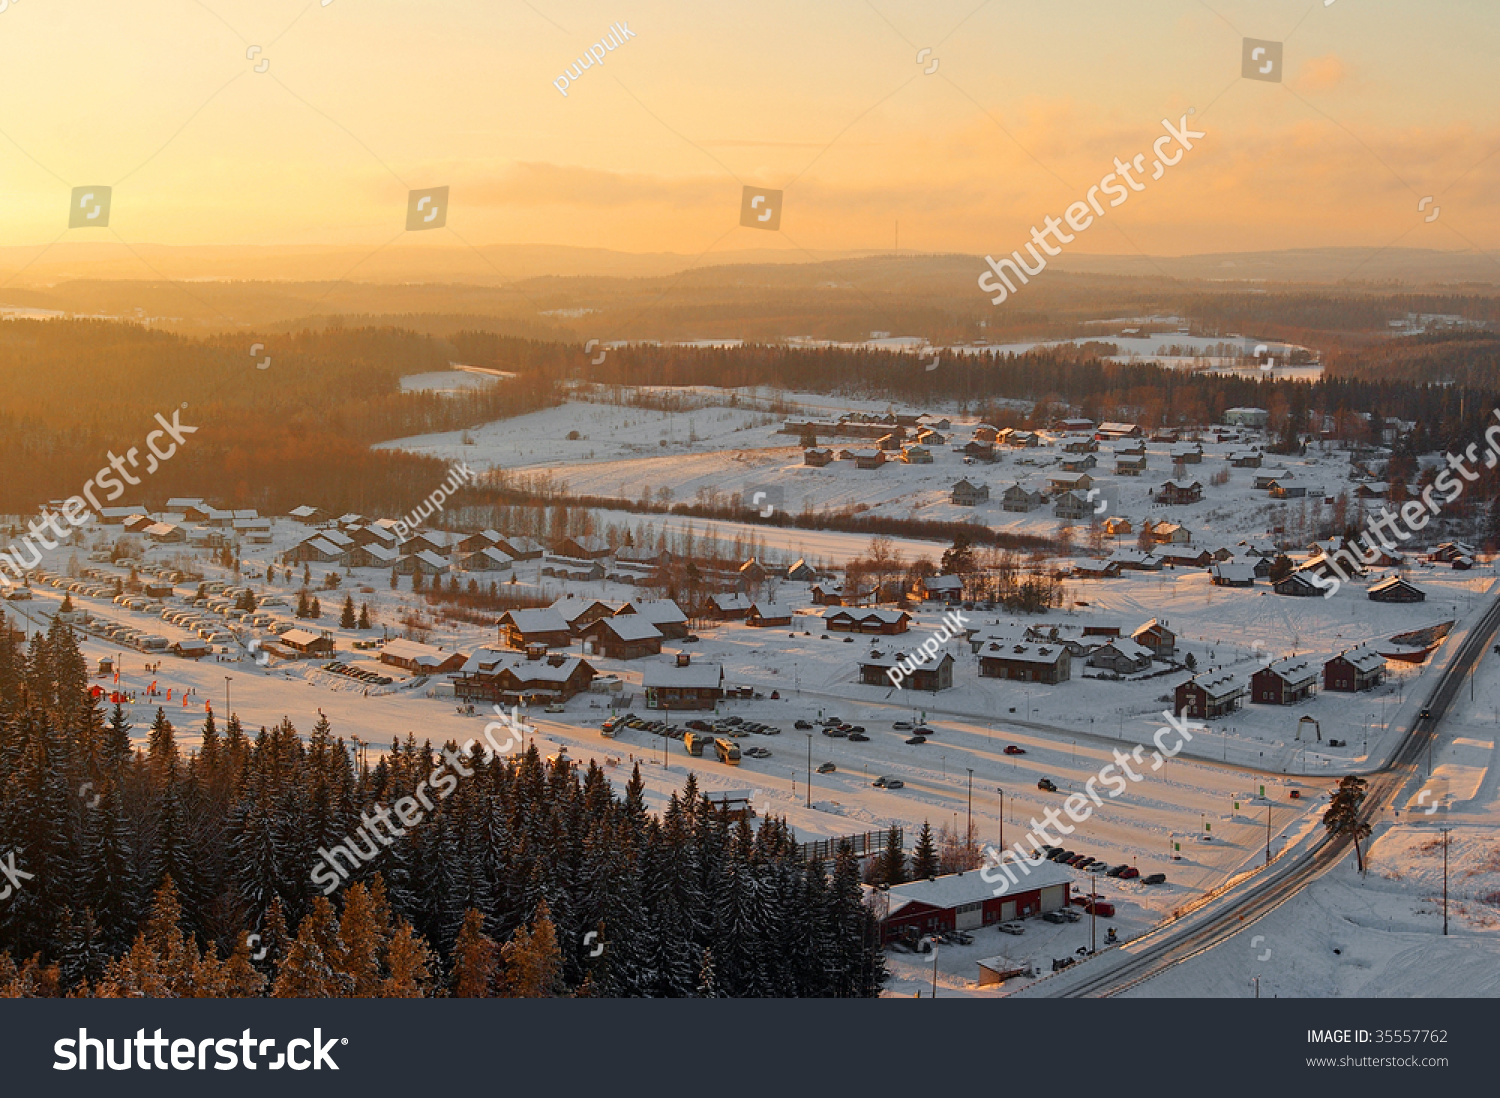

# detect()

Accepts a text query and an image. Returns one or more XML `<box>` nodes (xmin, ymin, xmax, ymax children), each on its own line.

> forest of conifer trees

<box><xmin>0</xmin><ymin>620</ymin><xmax>885</xmax><ymax>997</ymax></box>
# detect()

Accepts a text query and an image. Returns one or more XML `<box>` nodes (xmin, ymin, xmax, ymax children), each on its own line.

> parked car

<box><xmin>1061</xmin><ymin>908</ymin><xmax>1082</xmax><ymax>923</ymax></box>
<box><xmin>823</xmin><ymin>728</ymin><xmax>847</xmax><ymax>738</ymax></box>
<box><xmin>1106</xmin><ymin>864</ymin><xmax>1129</xmax><ymax>878</ymax></box>
<box><xmin>1004</xmin><ymin>745</ymin><xmax>1026</xmax><ymax>755</ymax></box>
<box><xmin>1042</xmin><ymin>910</ymin><xmax>1067</xmax><ymax>924</ymax></box>
<box><xmin>848</xmin><ymin>732</ymin><xmax>870</xmax><ymax>742</ymax></box>
<box><xmin>816</xmin><ymin>761</ymin><xmax>836</xmax><ymax>774</ymax></box>
<box><xmin>997</xmin><ymin>922</ymin><xmax>1025</xmax><ymax>936</ymax></box>
<box><xmin>1081</xmin><ymin>900</ymin><xmax>1115</xmax><ymax>917</ymax></box>
<box><xmin>872</xmin><ymin>776</ymin><xmax>904</xmax><ymax>789</ymax></box>
<box><xmin>1118</xmin><ymin>867</ymin><xmax>1140</xmax><ymax>880</ymax></box>
<box><xmin>893</xmin><ymin>721</ymin><xmax>913</xmax><ymax>730</ymax></box>
<box><xmin>1037</xmin><ymin>777</ymin><xmax>1058</xmax><ymax>792</ymax></box>
<box><xmin>905</xmin><ymin>735</ymin><xmax>927</xmax><ymax>745</ymax></box>
<box><xmin>794</xmin><ymin>720</ymin><xmax>813</xmax><ymax>730</ymax></box>
<box><xmin>1142</xmin><ymin>873</ymin><xmax>1167</xmax><ymax>885</ymax></box>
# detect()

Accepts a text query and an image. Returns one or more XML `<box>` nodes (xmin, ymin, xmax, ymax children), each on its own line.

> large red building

<box><xmin>877</xmin><ymin>861</ymin><xmax>1073</xmax><ymax>943</ymax></box>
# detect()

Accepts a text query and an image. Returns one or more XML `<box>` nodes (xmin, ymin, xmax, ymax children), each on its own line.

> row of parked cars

<box><xmin>322</xmin><ymin>660</ymin><xmax>393</xmax><ymax>686</ymax></box>
<box><xmin>1040</xmin><ymin>845</ymin><xmax>1166</xmax><ymax>885</ymax></box>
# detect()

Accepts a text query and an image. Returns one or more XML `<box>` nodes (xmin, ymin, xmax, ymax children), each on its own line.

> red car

<box><xmin>1081</xmin><ymin>900</ymin><xmax>1116</xmax><ymax>917</ymax></box>
<box><xmin>1117</xmin><ymin>866</ymin><xmax>1140</xmax><ymax>880</ymax></box>
<box><xmin>1004</xmin><ymin>745</ymin><xmax>1026</xmax><ymax>755</ymax></box>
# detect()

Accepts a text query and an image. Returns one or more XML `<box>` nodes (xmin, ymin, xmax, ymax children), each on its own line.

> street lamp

<box><xmin>1441</xmin><ymin>827</ymin><xmax>1452</xmax><ymax>935</ymax></box>
<box><xmin>966</xmin><ymin>768</ymin><xmax>973</xmax><ymax>845</ymax></box>
<box><xmin>805</xmin><ymin>734</ymin><xmax>812</xmax><ymax>809</ymax></box>
<box><xmin>224</xmin><ymin>675</ymin><xmax>232</xmax><ymax>716</ymax></box>
<box><xmin>997</xmin><ymin>787</ymin><xmax>1005</xmax><ymax>849</ymax></box>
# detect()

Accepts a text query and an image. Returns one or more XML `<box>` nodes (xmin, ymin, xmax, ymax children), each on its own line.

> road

<box><xmin>1034</xmin><ymin>582</ymin><xmax>1500</xmax><ymax>998</ymax></box>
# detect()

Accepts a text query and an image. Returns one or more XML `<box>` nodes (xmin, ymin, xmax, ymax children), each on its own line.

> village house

<box><xmin>901</xmin><ymin>444</ymin><xmax>933</xmax><ymax>464</ymax></box>
<box><xmin>550</xmin><ymin>597</ymin><xmax>616</xmax><ymax>635</ymax></box>
<box><xmin>497</xmin><ymin>608</ymin><xmax>573</xmax><ymax>649</ymax></box>
<box><xmin>1108</xmin><ymin>547</ymin><xmax>1162</xmax><ymax>571</ymax></box>
<box><xmin>810</xmin><ymin>583</ymin><xmax>847</xmax><ymax>606</ymax></box>
<box><xmin>1131</xmin><ymin>619</ymin><xmax>1176</xmax><ymax>658</ymax></box>
<box><xmin>270</xmin><ymin>627</ymin><xmax>336</xmax><ymax>659</ymax></box>
<box><xmin>1115</xmin><ymin>454</ymin><xmax>1149</xmax><ymax>477</ymax></box>
<box><xmin>1096</xmin><ymin>422</ymin><xmax>1143</xmax><ymax>440</ymax></box>
<box><xmin>1104</xmin><ymin>516</ymin><xmax>1133</xmax><ymax>537</ymax></box>
<box><xmin>452</xmin><ymin>649</ymin><xmax>596</xmax><ymax>705</ymax></box>
<box><xmin>458</xmin><ymin>546</ymin><xmax>515</xmax><ymax>572</ymax></box>
<box><xmin>825</xmin><ymin>608</ymin><xmax>911</xmax><ymax>635</ymax></box>
<box><xmin>1368</xmin><ymin>575</ymin><xmax>1426</xmax><ymax>603</ymax></box>
<box><xmin>978</xmin><ymin>642</ymin><xmax>1071</xmax><ymax>684</ymax></box>
<box><xmin>919</xmin><ymin>575</ymin><xmax>965</xmax><ymax>603</ymax></box>
<box><xmin>395</xmin><ymin>550</ymin><xmax>449</xmax><ymax>576</ymax></box>
<box><xmin>1210</xmin><ymin>561</ymin><xmax>1257</xmax><ymax>587</ymax></box>
<box><xmin>642</xmin><ymin>654</ymin><xmax>725</xmax><ymax>710</ymax></box>
<box><xmin>803</xmin><ymin>446</ymin><xmax>834</xmax><ymax>467</ymax></box>
<box><xmin>1060</xmin><ymin>454</ymin><xmax>1098</xmax><ymax>473</ymax></box>
<box><xmin>963</xmin><ymin>439</ymin><xmax>997</xmax><ymax>462</ymax></box>
<box><xmin>951</xmin><ymin>478</ymin><xmax>990</xmax><ymax>506</ymax></box>
<box><xmin>614</xmin><ymin>599</ymin><xmax>690</xmax><ymax>639</ymax></box>
<box><xmin>456</xmin><ymin>529</ymin><xmax>504</xmax><ymax>554</ymax></box>
<box><xmin>1048</xmin><ymin>470</ymin><xmax>1094</xmax><ymax>494</ymax></box>
<box><xmin>379</xmin><ymin>638</ymin><xmax>467</xmax><ymax>675</ymax></box>
<box><xmin>708</xmin><ymin>592</ymin><xmax>754</xmax><ymax>620</ymax></box>
<box><xmin>1251</xmin><ymin>656</ymin><xmax>1318</xmax><ymax>706</ymax></box>
<box><xmin>1230</xmin><ymin>450</ymin><xmax>1263</xmax><ymax>468</ymax></box>
<box><xmin>1155</xmin><ymin>480</ymin><xmax>1203</xmax><ymax>505</ymax></box>
<box><xmin>861</xmin><ymin>649</ymin><xmax>955</xmax><ymax>691</ymax></box>
<box><xmin>344</xmin><ymin>543</ymin><xmax>402</xmax><ymax>570</ymax></box>
<box><xmin>745</xmin><ymin>601</ymin><xmax>795</xmax><ymax>628</ymax></box>
<box><xmin>1158</xmin><ymin>547</ymin><xmax>1212</xmax><ymax>569</ymax></box>
<box><xmin>1086</xmin><ymin>638</ymin><xmax>1154</xmax><ymax>675</ymax></box>
<box><xmin>1274</xmin><ymin>572</ymin><xmax>1324</xmax><ymax>597</ymax></box>
<box><xmin>1002</xmin><ymin>483</ymin><xmax>1045</xmax><ymax>513</ymax></box>
<box><xmin>1052</xmin><ymin>490</ymin><xmax>1093</xmax><ymax>520</ymax></box>
<box><xmin>1174</xmin><ymin>672</ymin><xmax>1246</xmax><ymax>719</ymax></box>
<box><xmin>853</xmin><ymin>449</ymin><xmax>887</xmax><ymax>470</ymax></box>
<box><xmin>1324</xmin><ymin>646</ymin><xmax>1387</xmax><ymax>693</ymax></box>
<box><xmin>578</xmin><ymin>615</ymin><xmax>665</xmax><ymax>660</ymax></box>
<box><xmin>1149</xmin><ymin>521</ymin><xmax>1192</xmax><ymax>545</ymax></box>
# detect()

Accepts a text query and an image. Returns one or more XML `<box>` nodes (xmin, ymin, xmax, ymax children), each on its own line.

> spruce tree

<box><xmin>911</xmin><ymin>820</ymin><xmax>939</xmax><ymax>879</ymax></box>
<box><xmin>340</xmin><ymin>594</ymin><xmax>357</xmax><ymax>629</ymax></box>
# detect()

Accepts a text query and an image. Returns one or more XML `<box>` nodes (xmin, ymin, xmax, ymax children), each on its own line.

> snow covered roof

<box><xmin>500</xmin><ymin>609</ymin><xmax>570</xmax><ymax>634</ymax></box>
<box><xmin>641</xmin><ymin>661</ymin><xmax>724</xmax><ymax>689</ymax></box>
<box><xmin>1332</xmin><ymin>646</ymin><xmax>1385</xmax><ymax>673</ymax></box>
<box><xmin>589</xmin><ymin>616</ymin><xmax>663</xmax><ymax>642</ymax></box>
<box><xmin>887</xmin><ymin>862</ymin><xmax>1071</xmax><ymax>910</ymax></box>
<box><xmin>979</xmin><ymin>642</ymin><xmax>1067</xmax><ymax>665</ymax></box>
<box><xmin>457</xmin><ymin>648</ymin><xmax>587</xmax><ymax>683</ymax></box>
<box><xmin>381</xmin><ymin>638</ymin><xmax>459</xmax><ymax>668</ymax></box>
<box><xmin>1261</xmin><ymin>655</ymin><xmax>1316</xmax><ymax>685</ymax></box>
<box><xmin>617</xmin><ymin>599</ymin><xmax>687</xmax><ymax>625</ymax></box>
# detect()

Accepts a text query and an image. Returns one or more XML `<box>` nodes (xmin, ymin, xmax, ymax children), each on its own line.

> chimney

<box><xmin>676</xmin><ymin>652</ymin><xmax>691</xmax><ymax>667</ymax></box>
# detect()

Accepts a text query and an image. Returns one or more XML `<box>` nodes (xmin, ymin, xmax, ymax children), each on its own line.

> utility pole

<box><xmin>966</xmin><ymin>768</ymin><xmax>974</xmax><ymax>845</ymax></box>
<box><xmin>1442</xmin><ymin>827</ymin><xmax>1451</xmax><ymax>935</ymax></box>
<box><xmin>997</xmin><ymin>787</ymin><xmax>1005</xmax><ymax>850</ymax></box>
<box><xmin>805</xmin><ymin>734</ymin><xmax>812</xmax><ymax>809</ymax></box>
<box><xmin>1090</xmin><ymin>872</ymin><xmax>1097</xmax><ymax>954</ymax></box>
<box><xmin>1265</xmin><ymin>802</ymin><xmax>1272</xmax><ymax>865</ymax></box>
<box><xmin>224</xmin><ymin>675</ymin><xmax>232</xmax><ymax>716</ymax></box>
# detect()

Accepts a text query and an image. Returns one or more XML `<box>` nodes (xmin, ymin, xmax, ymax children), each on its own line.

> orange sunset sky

<box><xmin>0</xmin><ymin>0</ymin><xmax>1494</xmax><ymax>265</ymax></box>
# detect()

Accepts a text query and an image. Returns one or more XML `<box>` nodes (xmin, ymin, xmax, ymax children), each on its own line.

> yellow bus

<box><xmin>714</xmin><ymin>737</ymin><xmax>741</xmax><ymax>765</ymax></box>
<box><xmin>683</xmin><ymin>731</ymin><xmax>706</xmax><ymax>757</ymax></box>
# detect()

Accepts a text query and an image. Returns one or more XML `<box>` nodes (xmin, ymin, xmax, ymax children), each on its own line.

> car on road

<box><xmin>913</xmin><ymin>726</ymin><xmax>935</xmax><ymax>736</ymax></box>
<box><xmin>823</xmin><ymin>727</ymin><xmax>847</xmax><ymax>738</ymax></box>
<box><xmin>848</xmin><ymin>732</ymin><xmax>870</xmax><ymax>742</ymax></box>
<box><xmin>816</xmin><ymin>761</ymin><xmax>836</xmax><ymax>774</ymax></box>
<box><xmin>872</xmin><ymin>776</ymin><xmax>905</xmax><ymax>789</ymax></box>
<box><xmin>1419</xmin><ymin>708</ymin><xmax>1433</xmax><ymax>721</ymax></box>
<box><xmin>794</xmin><ymin>720</ymin><xmax>813</xmax><ymax>730</ymax></box>
<box><xmin>905</xmin><ymin>735</ymin><xmax>927</xmax><ymax>745</ymax></box>
<box><xmin>1004</xmin><ymin>745</ymin><xmax>1026</xmax><ymax>755</ymax></box>
<box><xmin>893</xmin><ymin>721</ymin><xmax>913</xmax><ymax>730</ymax></box>
<box><xmin>1141</xmin><ymin>873</ymin><xmax>1166</xmax><ymax>885</ymax></box>
<box><xmin>997</xmin><ymin>922</ymin><xmax>1025</xmax><ymax>935</ymax></box>
<box><xmin>1037</xmin><ymin>777</ymin><xmax>1058</xmax><ymax>792</ymax></box>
